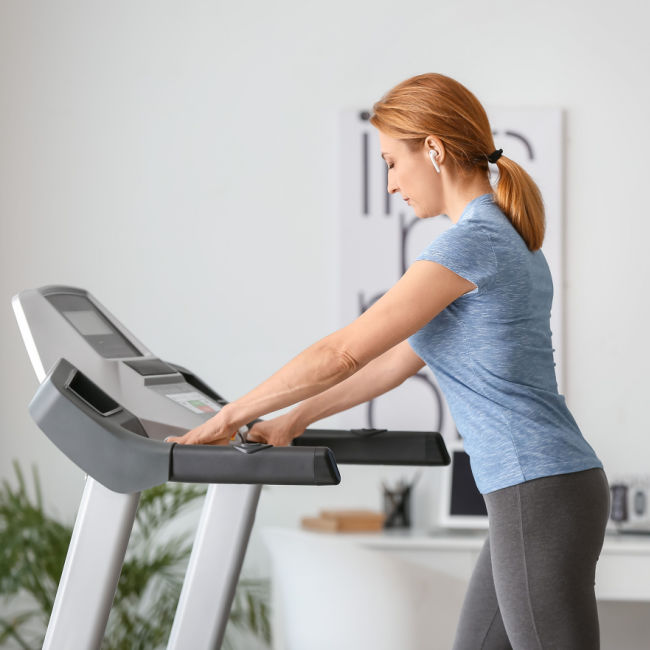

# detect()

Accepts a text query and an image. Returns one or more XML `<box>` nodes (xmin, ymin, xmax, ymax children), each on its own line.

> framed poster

<box><xmin>337</xmin><ymin>107</ymin><xmax>564</xmax><ymax>441</ymax></box>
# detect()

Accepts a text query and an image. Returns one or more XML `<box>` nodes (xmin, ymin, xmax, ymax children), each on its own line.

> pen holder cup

<box><xmin>383</xmin><ymin>486</ymin><xmax>411</xmax><ymax>529</ymax></box>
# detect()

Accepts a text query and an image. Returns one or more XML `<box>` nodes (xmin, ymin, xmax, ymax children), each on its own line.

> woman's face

<box><xmin>378</xmin><ymin>130</ymin><xmax>445</xmax><ymax>219</ymax></box>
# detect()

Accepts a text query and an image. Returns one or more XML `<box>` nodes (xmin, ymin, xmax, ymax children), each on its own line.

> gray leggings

<box><xmin>452</xmin><ymin>467</ymin><xmax>610</xmax><ymax>650</ymax></box>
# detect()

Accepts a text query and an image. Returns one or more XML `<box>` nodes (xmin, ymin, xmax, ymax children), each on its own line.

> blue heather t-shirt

<box><xmin>408</xmin><ymin>193</ymin><xmax>603</xmax><ymax>494</ymax></box>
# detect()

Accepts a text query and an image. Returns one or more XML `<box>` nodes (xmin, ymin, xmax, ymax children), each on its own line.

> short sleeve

<box><xmin>415</xmin><ymin>220</ymin><xmax>498</xmax><ymax>296</ymax></box>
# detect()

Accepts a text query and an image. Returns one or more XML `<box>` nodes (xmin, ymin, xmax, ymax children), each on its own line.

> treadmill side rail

<box><xmin>296</xmin><ymin>429</ymin><xmax>451</xmax><ymax>466</ymax></box>
<box><xmin>170</xmin><ymin>444</ymin><xmax>341</xmax><ymax>486</ymax></box>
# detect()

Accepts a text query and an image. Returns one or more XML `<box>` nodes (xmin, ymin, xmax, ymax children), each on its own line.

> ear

<box><xmin>424</xmin><ymin>136</ymin><xmax>445</xmax><ymax>165</ymax></box>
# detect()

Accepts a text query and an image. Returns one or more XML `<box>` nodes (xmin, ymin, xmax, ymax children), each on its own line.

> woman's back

<box><xmin>408</xmin><ymin>193</ymin><xmax>602</xmax><ymax>494</ymax></box>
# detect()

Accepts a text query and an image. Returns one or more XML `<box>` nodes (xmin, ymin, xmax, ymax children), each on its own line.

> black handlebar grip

<box><xmin>294</xmin><ymin>429</ymin><xmax>450</xmax><ymax>466</ymax></box>
<box><xmin>170</xmin><ymin>444</ymin><xmax>341</xmax><ymax>486</ymax></box>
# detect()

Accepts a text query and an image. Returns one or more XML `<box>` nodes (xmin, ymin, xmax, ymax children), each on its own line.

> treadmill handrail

<box><xmin>294</xmin><ymin>428</ymin><xmax>450</xmax><ymax>466</ymax></box>
<box><xmin>29</xmin><ymin>359</ymin><xmax>341</xmax><ymax>492</ymax></box>
<box><xmin>170</xmin><ymin>444</ymin><xmax>340</xmax><ymax>486</ymax></box>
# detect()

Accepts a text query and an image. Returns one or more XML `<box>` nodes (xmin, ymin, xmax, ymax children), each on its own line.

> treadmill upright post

<box><xmin>43</xmin><ymin>477</ymin><xmax>140</xmax><ymax>650</ymax></box>
<box><xmin>167</xmin><ymin>483</ymin><xmax>262</xmax><ymax>650</ymax></box>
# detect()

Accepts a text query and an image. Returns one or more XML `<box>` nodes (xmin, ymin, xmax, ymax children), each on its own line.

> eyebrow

<box><xmin>380</xmin><ymin>152</ymin><xmax>390</xmax><ymax>160</ymax></box>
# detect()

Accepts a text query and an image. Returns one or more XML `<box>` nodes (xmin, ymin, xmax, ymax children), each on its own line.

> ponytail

<box><xmin>492</xmin><ymin>156</ymin><xmax>545</xmax><ymax>251</ymax></box>
<box><xmin>370</xmin><ymin>73</ymin><xmax>546</xmax><ymax>251</ymax></box>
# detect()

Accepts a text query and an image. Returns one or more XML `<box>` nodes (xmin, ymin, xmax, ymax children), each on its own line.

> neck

<box><xmin>444</xmin><ymin>173</ymin><xmax>494</xmax><ymax>224</ymax></box>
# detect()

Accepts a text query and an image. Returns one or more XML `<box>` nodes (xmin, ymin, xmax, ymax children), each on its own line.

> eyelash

<box><xmin>387</xmin><ymin>163</ymin><xmax>394</xmax><ymax>170</ymax></box>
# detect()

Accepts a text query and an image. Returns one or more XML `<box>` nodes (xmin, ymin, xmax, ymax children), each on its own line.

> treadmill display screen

<box><xmin>63</xmin><ymin>310</ymin><xmax>115</xmax><ymax>336</ymax></box>
<box><xmin>46</xmin><ymin>292</ymin><xmax>142</xmax><ymax>359</ymax></box>
<box><xmin>165</xmin><ymin>391</ymin><xmax>221</xmax><ymax>415</ymax></box>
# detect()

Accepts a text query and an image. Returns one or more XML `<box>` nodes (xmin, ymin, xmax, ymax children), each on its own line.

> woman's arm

<box><xmin>246</xmin><ymin>340</ymin><xmax>425</xmax><ymax>445</ymax></box>
<box><xmin>169</xmin><ymin>260</ymin><xmax>473</xmax><ymax>444</ymax></box>
<box><xmin>290</xmin><ymin>339</ymin><xmax>425</xmax><ymax>428</ymax></box>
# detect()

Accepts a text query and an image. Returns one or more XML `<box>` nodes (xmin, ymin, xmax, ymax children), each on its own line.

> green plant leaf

<box><xmin>1</xmin><ymin>465</ymin><xmax>272</xmax><ymax>649</ymax></box>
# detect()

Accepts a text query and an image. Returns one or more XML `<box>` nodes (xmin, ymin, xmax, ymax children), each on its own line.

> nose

<box><xmin>387</xmin><ymin>177</ymin><xmax>399</xmax><ymax>195</ymax></box>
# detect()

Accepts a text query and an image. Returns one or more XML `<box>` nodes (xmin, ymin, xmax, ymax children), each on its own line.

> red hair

<box><xmin>370</xmin><ymin>73</ymin><xmax>545</xmax><ymax>251</ymax></box>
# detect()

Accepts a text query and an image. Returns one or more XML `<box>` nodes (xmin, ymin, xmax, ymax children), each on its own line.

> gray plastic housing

<box><xmin>13</xmin><ymin>286</ymin><xmax>219</xmax><ymax>439</ymax></box>
<box><xmin>29</xmin><ymin>358</ymin><xmax>171</xmax><ymax>494</ymax></box>
<box><xmin>29</xmin><ymin>359</ymin><xmax>341</xmax><ymax>492</ymax></box>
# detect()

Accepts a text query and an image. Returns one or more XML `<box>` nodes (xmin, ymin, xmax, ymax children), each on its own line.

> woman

<box><xmin>168</xmin><ymin>73</ymin><xmax>610</xmax><ymax>649</ymax></box>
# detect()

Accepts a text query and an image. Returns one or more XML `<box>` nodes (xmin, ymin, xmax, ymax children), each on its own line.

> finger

<box><xmin>166</xmin><ymin>427</ymin><xmax>203</xmax><ymax>445</ymax></box>
<box><xmin>246</xmin><ymin>429</ymin><xmax>263</xmax><ymax>443</ymax></box>
<box><xmin>165</xmin><ymin>434</ymin><xmax>187</xmax><ymax>444</ymax></box>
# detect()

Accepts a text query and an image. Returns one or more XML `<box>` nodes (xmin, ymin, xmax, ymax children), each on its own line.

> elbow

<box><xmin>336</xmin><ymin>348</ymin><xmax>361</xmax><ymax>377</ymax></box>
<box><xmin>308</xmin><ymin>338</ymin><xmax>362</xmax><ymax>389</ymax></box>
<box><xmin>318</xmin><ymin>343</ymin><xmax>360</xmax><ymax>382</ymax></box>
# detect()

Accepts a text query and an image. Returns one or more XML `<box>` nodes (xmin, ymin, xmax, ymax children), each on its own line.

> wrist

<box><xmin>219</xmin><ymin>402</ymin><xmax>244</xmax><ymax>431</ymax></box>
<box><xmin>286</xmin><ymin>407</ymin><xmax>311</xmax><ymax>433</ymax></box>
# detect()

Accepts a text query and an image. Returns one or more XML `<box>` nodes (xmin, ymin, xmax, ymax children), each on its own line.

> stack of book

<box><xmin>301</xmin><ymin>509</ymin><xmax>386</xmax><ymax>533</ymax></box>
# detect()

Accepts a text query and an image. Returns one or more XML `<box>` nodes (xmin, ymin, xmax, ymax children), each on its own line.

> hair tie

<box><xmin>487</xmin><ymin>149</ymin><xmax>503</xmax><ymax>164</ymax></box>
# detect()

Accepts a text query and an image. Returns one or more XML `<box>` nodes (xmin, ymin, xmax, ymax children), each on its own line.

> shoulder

<box><xmin>416</xmin><ymin>202</ymin><xmax>503</xmax><ymax>294</ymax></box>
<box><xmin>459</xmin><ymin>196</ymin><xmax>529</xmax><ymax>262</ymax></box>
<box><xmin>462</xmin><ymin>196</ymin><xmax>511</xmax><ymax>236</ymax></box>
<box><xmin>421</xmin><ymin>208</ymin><xmax>499</xmax><ymax>265</ymax></box>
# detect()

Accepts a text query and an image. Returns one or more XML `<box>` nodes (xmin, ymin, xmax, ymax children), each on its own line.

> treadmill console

<box><xmin>45</xmin><ymin>291</ymin><xmax>142</xmax><ymax>359</ymax></box>
<box><xmin>12</xmin><ymin>285</ymin><xmax>230</xmax><ymax>437</ymax></box>
<box><xmin>30</xmin><ymin>358</ymin><xmax>341</xmax><ymax>492</ymax></box>
<box><xmin>15</xmin><ymin>284</ymin><xmax>450</xmax><ymax>462</ymax></box>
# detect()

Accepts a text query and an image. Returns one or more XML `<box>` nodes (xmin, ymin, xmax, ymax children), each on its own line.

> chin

<box><xmin>412</xmin><ymin>203</ymin><xmax>438</xmax><ymax>219</ymax></box>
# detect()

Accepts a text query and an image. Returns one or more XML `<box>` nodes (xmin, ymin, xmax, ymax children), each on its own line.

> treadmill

<box><xmin>13</xmin><ymin>286</ymin><xmax>450</xmax><ymax>650</ymax></box>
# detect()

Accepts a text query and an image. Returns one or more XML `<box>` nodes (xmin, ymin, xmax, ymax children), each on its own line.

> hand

<box><xmin>246</xmin><ymin>412</ymin><xmax>307</xmax><ymax>447</ymax></box>
<box><xmin>166</xmin><ymin>407</ymin><xmax>241</xmax><ymax>445</ymax></box>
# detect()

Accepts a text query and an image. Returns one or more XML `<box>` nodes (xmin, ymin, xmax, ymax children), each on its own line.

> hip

<box><xmin>483</xmin><ymin>467</ymin><xmax>611</xmax><ymax>556</ymax></box>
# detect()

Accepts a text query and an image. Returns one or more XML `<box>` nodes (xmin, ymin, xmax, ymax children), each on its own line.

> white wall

<box><xmin>1</xmin><ymin>0</ymin><xmax>649</xmax><ymax>646</ymax></box>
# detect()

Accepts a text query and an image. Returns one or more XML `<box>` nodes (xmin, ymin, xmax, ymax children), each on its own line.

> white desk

<box><xmin>262</xmin><ymin>527</ymin><xmax>650</xmax><ymax>650</ymax></box>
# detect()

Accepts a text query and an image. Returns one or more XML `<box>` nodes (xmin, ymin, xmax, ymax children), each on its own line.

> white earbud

<box><xmin>428</xmin><ymin>149</ymin><xmax>441</xmax><ymax>173</ymax></box>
